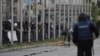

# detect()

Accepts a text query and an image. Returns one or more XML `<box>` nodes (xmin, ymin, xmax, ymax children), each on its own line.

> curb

<box><xmin>0</xmin><ymin>41</ymin><xmax>64</xmax><ymax>53</ymax></box>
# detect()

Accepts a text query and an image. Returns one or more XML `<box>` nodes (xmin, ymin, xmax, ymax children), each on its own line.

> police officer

<box><xmin>72</xmin><ymin>13</ymin><xmax>99</xmax><ymax>56</ymax></box>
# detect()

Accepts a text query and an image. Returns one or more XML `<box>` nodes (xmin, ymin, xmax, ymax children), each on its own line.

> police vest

<box><xmin>77</xmin><ymin>21</ymin><xmax>92</xmax><ymax>40</ymax></box>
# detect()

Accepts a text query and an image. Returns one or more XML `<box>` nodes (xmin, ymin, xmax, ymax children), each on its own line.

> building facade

<box><xmin>2</xmin><ymin>0</ymin><xmax>95</xmax><ymax>21</ymax></box>
<box><xmin>43</xmin><ymin>0</ymin><xmax>91</xmax><ymax>23</ymax></box>
<box><xmin>2</xmin><ymin>0</ymin><xmax>26</xmax><ymax>21</ymax></box>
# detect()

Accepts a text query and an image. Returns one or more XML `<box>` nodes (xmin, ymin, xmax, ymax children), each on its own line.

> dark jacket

<box><xmin>72</xmin><ymin>13</ymin><xmax>99</xmax><ymax>44</ymax></box>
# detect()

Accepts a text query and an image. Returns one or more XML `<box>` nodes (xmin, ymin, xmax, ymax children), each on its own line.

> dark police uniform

<box><xmin>72</xmin><ymin>13</ymin><xmax>99</xmax><ymax>56</ymax></box>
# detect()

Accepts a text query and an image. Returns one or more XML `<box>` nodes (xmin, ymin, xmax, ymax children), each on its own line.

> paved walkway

<box><xmin>0</xmin><ymin>38</ymin><xmax>100</xmax><ymax>56</ymax></box>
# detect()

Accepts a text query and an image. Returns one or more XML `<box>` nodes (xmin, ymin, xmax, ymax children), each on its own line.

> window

<box><xmin>51</xmin><ymin>0</ymin><xmax>55</xmax><ymax>4</ymax></box>
<box><xmin>14</xmin><ymin>0</ymin><xmax>17</xmax><ymax>3</ymax></box>
<box><xmin>68</xmin><ymin>0</ymin><xmax>73</xmax><ymax>4</ymax></box>
<box><xmin>38</xmin><ymin>0</ymin><xmax>42</xmax><ymax>4</ymax></box>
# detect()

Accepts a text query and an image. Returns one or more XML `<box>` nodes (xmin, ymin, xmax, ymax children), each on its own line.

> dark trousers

<box><xmin>64</xmin><ymin>35</ymin><xmax>71</xmax><ymax>42</ymax></box>
<box><xmin>77</xmin><ymin>40</ymin><xmax>93</xmax><ymax>56</ymax></box>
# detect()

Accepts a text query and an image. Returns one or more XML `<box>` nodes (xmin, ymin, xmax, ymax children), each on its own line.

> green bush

<box><xmin>91</xmin><ymin>2</ymin><xmax>100</xmax><ymax>22</ymax></box>
<box><xmin>98</xmin><ymin>8</ymin><xmax>100</xmax><ymax>15</ymax></box>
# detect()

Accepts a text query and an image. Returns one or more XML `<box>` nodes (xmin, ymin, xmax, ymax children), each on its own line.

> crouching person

<box><xmin>61</xmin><ymin>28</ymin><xmax>71</xmax><ymax>46</ymax></box>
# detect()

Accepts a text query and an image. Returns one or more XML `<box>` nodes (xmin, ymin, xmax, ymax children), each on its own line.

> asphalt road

<box><xmin>0</xmin><ymin>38</ymin><xmax>100</xmax><ymax>56</ymax></box>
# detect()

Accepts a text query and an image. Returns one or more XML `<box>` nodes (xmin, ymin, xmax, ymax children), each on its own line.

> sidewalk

<box><xmin>0</xmin><ymin>41</ymin><xmax>64</xmax><ymax>53</ymax></box>
<box><xmin>0</xmin><ymin>39</ymin><xmax>100</xmax><ymax>56</ymax></box>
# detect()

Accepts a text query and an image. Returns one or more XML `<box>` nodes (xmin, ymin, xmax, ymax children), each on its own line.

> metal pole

<box><xmin>20</xmin><ymin>0</ymin><xmax>23</xmax><ymax>43</ymax></box>
<box><xmin>28</xmin><ymin>0</ymin><xmax>31</xmax><ymax>42</ymax></box>
<box><xmin>63</xmin><ymin>0</ymin><xmax>66</xmax><ymax>30</ymax></box>
<box><xmin>71</xmin><ymin>4</ymin><xmax>73</xmax><ymax>29</ymax></box>
<box><xmin>86</xmin><ymin>0</ymin><xmax>87</xmax><ymax>14</ymax></box>
<box><xmin>75</xmin><ymin>0</ymin><xmax>79</xmax><ymax>22</ymax></box>
<box><xmin>74</xmin><ymin>0</ymin><xmax>76</xmax><ymax>23</ymax></box>
<box><xmin>79</xmin><ymin>0</ymin><xmax>81</xmax><ymax>15</ymax></box>
<box><xmin>42</xmin><ymin>0</ymin><xmax>45</xmax><ymax>41</ymax></box>
<box><xmin>48</xmin><ymin>2</ymin><xmax>50</xmax><ymax>39</ymax></box>
<box><xmin>36</xmin><ymin>0</ymin><xmax>38</xmax><ymax>41</ymax></box>
<box><xmin>67</xmin><ymin>4</ymin><xmax>69</xmax><ymax>29</ymax></box>
<box><xmin>80</xmin><ymin>1</ymin><xmax>82</xmax><ymax>13</ymax></box>
<box><xmin>73</xmin><ymin>4</ymin><xmax>75</xmax><ymax>26</ymax></box>
<box><xmin>70</xmin><ymin>4</ymin><xmax>71</xmax><ymax>29</ymax></box>
<box><xmin>89</xmin><ymin>0</ymin><xmax>92</xmax><ymax>17</ymax></box>
<box><xmin>11</xmin><ymin>0</ymin><xmax>14</xmax><ymax>45</ymax></box>
<box><xmin>88</xmin><ymin>0</ymin><xmax>90</xmax><ymax>15</ymax></box>
<box><xmin>82</xmin><ymin>3</ymin><xmax>84</xmax><ymax>13</ymax></box>
<box><xmin>86</xmin><ymin>0</ymin><xmax>88</xmax><ymax>14</ymax></box>
<box><xmin>86</xmin><ymin>0</ymin><xmax>88</xmax><ymax>15</ymax></box>
<box><xmin>59</xmin><ymin>0</ymin><xmax>61</xmax><ymax>38</ymax></box>
<box><xmin>75</xmin><ymin>4</ymin><xmax>76</xmax><ymax>23</ymax></box>
<box><xmin>53</xmin><ymin>0</ymin><xmax>56</xmax><ymax>39</ymax></box>
<box><xmin>0</xmin><ymin>0</ymin><xmax>2</xmax><ymax>46</ymax></box>
<box><xmin>85</xmin><ymin>0</ymin><xmax>87</xmax><ymax>14</ymax></box>
<box><xmin>79</xmin><ymin>0</ymin><xmax>81</xmax><ymax>14</ymax></box>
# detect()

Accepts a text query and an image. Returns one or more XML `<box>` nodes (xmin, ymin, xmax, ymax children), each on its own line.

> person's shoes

<box><xmin>63</xmin><ymin>43</ymin><xmax>67</xmax><ymax>46</ymax></box>
<box><xmin>68</xmin><ymin>43</ymin><xmax>70</xmax><ymax>46</ymax></box>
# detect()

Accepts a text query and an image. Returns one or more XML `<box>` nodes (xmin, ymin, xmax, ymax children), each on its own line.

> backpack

<box><xmin>77</xmin><ymin>21</ymin><xmax>92</xmax><ymax>40</ymax></box>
